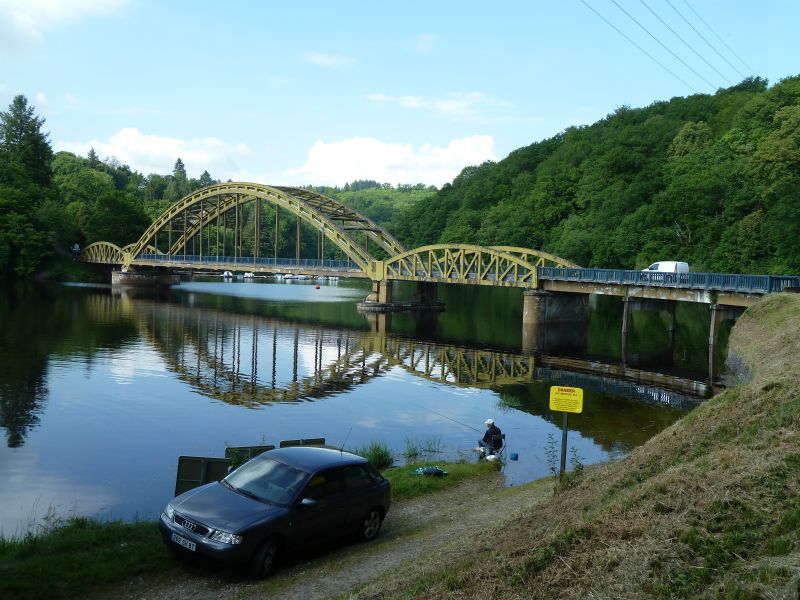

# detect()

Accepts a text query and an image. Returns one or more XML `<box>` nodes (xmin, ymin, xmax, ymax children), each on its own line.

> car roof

<box><xmin>264</xmin><ymin>446</ymin><xmax>368</xmax><ymax>472</ymax></box>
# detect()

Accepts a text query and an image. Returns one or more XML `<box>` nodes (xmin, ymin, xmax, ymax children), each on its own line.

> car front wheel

<box><xmin>249</xmin><ymin>537</ymin><xmax>279</xmax><ymax>579</ymax></box>
<box><xmin>360</xmin><ymin>508</ymin><xmax>383</xmax><ymax>541</ymax></box>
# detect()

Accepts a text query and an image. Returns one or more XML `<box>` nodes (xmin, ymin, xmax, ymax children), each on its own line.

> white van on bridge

<box><xmin>642</xmin><ymin>261</ymin><xmax>689</xmax><ymax>283</ymax></box>
<box><xmin>643</xmin><ymin>261</ymin><xmax>689</xmax><ymax>274</ymax></box>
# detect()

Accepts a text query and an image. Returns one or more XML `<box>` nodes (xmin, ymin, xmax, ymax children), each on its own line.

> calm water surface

<box><xmin>0</xmin><ymin>277</ymin><xmax>723</xmax><ymax>536</ymax></box>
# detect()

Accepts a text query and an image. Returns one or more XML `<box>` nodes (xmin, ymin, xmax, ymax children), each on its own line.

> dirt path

<box><xmin>98</xmin><ymin>475</ymin><xmax>550</xmax><ymax>600</ymax></box>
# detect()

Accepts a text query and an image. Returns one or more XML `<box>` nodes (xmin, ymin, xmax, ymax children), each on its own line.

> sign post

<box><xmin>549</xmin><ymin>386</ymin><xmax>584</xmax><ymax>477</ymax></box>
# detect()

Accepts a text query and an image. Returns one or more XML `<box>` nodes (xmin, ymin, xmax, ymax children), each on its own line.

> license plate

<box><xmin>171</xmin><ymin>532</ymin><xmax>196</xmax><ymax>551</ymax></box>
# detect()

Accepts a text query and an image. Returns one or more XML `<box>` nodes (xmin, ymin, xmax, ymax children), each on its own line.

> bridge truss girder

<box><xmin>125</xmin><ymin>183</ymin><xmax>405</xmax><ymax>271</ymax></box>
<box><xmin>369</xmin><ymin>243</ymin><xmax>578</xmax><ymax>288</ymax></box>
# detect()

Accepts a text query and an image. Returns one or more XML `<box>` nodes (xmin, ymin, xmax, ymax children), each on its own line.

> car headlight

<box><xmin>210</xmin><ymin>530</ymin><xmax>243</xmax><ymax>544</ymax></box>
<box><xmin>164</xmin><ymin>504</ymin><xmax>175</xmax><ymax>520</ymax></box>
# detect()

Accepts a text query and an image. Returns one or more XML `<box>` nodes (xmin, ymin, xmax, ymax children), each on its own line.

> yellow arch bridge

<box><xmin>80</xmin><ymin>178</ymin><xmax>797</xmax><ymax>354</ymax></box>
<box><xmin>80</xmin><ymin>182</ymin><xmax>579</xmax><ymax>304</ymax></box>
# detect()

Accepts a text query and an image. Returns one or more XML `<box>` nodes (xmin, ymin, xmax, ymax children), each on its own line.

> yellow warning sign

<box><xmin>549</xmin><ymin>386</ymin><xmax>584</xmax><ymax>413</ymax></box>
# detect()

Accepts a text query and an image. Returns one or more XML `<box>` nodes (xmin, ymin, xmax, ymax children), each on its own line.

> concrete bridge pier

<box><xmin>621</xmin><ymin>297</ymin><xmax>631</xmax><ymax>365</ymax></box>
<box><xmin>621</xmin><ymin>298</ymin><xmax>678</xmax><ymax>368</ymax></box>
<box><xmin>668</xmin><ymin>300</ymin><xmax>678</xmax><ymax>358</ymax></box>
<box><xmin>358</xmin><ymin>280</ymin><xmax>445</xmax><ymax>313</ymax></box>
<box><xmin>522</xmin><ymin>290</ymin><xmax>588</xmax><ymax>354</ymax></box>
<box><xmin>357</xmin><ymin>280</ymin><xmax>395</xmax><ymax>312</ymax></box>
<box><xmin>709</xmin><ymin>304</ymin><xmax>744</xmax><ymax>384</ymax></box>
<box><xmin>111</xmin><ymin>267</ymin><xmax>179</xmax><ymax>287</ymax></box>
<box><xmin>367</xmin><ymin>280</ymin><xmax>393</xmax><ymax>304</ymax></box>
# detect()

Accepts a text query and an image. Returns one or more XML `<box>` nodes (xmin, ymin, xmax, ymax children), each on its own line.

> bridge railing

<box><xmin>538</xmin><ymin>267</ymin><xmax>800</xmax><ymax>294</ymax></box>
<box><xmin>137</xmin><ymin>254</ymin><xmax>361</xmax><ymax>271</ymax></box>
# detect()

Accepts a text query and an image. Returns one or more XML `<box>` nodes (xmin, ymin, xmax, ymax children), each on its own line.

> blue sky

<box><xmin>1</xmin><ymin>0</ymin><xmax>798</xmax><ymax>186</ymax></box>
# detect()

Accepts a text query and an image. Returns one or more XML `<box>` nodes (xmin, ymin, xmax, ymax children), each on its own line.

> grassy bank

<box><xmin>385</xmin><ymin>460</ymin><xmax>498</xmax><ymax>501</ymax></box>
<box><xmin>0</xmin><ymin>460</ymin><xmax>492</xmax><ymax>600</ymax></box>
<box><xmin>352</xmin><ymin>293</ymin><xmax>800</xmax><ymax>599</ymax></box>
<box><xmin>0</xmin><ymin>518</ymin><xmax>168</xmax><ymax>600</ymax></box>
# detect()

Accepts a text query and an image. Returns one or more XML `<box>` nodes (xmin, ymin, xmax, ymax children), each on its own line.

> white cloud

<box><xmin>367</xmin><ymin>91</ymin><xmax>509</xmax><ymax>122</ymax></box>
<box><xmin>56</xmin><ymin>129</ymin><xmax>496</xmax><ymax>187</ymax></box>
<box><xmin>281</xmin><ymin>135</ymin><xmax>496</xmax><ymax>187</ymax></box>
<box><xmin>0</xmin><ymin>0</ymin><xmax>127</xmax><ymax>53</ymax></box>
<box><xmin>56</xmin><ymin>128</ymin><xmax>251</xmax><ymax>177</ymax></box>
<box><xmin>303</xmin><ymin>52</ymin><xmax>352</xmax><ymax>68</ymax></box>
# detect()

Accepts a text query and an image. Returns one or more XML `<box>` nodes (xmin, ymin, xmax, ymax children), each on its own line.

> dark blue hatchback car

<box><xmin>159</xmin><ymin>446</ymin><xmax>391</xmax><ymax>578</ymax></box>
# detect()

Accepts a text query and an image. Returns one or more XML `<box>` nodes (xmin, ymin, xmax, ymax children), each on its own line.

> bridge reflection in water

<box><xmin>119</xmin><ymin>295</ymin><xmax>705</xmax><ymax>415</ymax></box>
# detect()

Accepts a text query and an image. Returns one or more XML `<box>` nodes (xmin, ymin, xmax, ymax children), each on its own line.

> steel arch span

<box><xmin>368</xmin><ymin>244</ymin><xmax>580</xmax><ymax>288</ymax></box>
<box><xmin>79</xmin><ymin>182</ymin><xmax>583</xmax><ymax>289</ymax></box>
<box><xmin>124</xmin><ymin>182</ymin><xmax>405</xmax><ymax>271</ymax></box>
<box><xmin>81</xmin><ymin>242</ymin><xmax>126</xmax><ymax>264</ymax></box>
<box><xmin>80</xmin><ymin>242</ymin><xmax>159</xmax><ymax>265</ymax></box>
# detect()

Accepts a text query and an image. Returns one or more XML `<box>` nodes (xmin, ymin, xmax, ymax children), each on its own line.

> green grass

<box><xmin>383</xmin><ymin>459</ymin><xmax>498</xmax><ymax>501</ymax></box>
<box><xmin>651</xmin><ymin>451</ymin><xmax>800</xmax><ymax>598</ymax></box>
<box><xmin>0</xmin><ymin>517</ymin><xmax>168</xmax><ymax>600</ymax></box>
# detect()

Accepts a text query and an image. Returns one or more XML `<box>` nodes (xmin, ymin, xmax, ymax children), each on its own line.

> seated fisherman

<box><xmin>478</xmin><ymin>418</ymin><xmax>503</xmax><ymax>455</ymax></box>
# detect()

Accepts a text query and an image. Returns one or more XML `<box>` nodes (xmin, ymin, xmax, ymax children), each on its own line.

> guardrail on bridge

<box><xmin>537</xmin><ymin>267</ymin><xmax>800</xmax><ymax>295</ymax></box>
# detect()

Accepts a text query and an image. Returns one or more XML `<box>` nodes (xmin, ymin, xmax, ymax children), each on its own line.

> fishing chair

<box><xmin>488</xmin><ymin>433</ymin><xmax>506</xmax><ymax>458</ymax></box>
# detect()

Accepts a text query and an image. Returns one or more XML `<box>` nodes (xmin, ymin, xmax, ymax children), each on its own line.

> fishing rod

<box><xmin>409</xmin><ymin>402</ymin><xmax>481</xmax><ymax>433</ymax></box>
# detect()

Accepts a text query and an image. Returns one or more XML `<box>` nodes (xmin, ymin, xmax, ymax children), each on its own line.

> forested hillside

<box><xmin>393</xmin><ymin>76</ymin><xmax>800</xmax><ymax>273</ymax></box>
<box><xmin>314</xmin><ymin>180</ymin><xmax>435</xmax><ymax>236</ymax></box>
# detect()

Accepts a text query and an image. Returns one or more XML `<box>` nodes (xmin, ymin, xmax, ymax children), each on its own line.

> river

<box><xmin>0</xmin><ymin>277</ymin><xmax>728</xmax><ymax>537</ymax></box>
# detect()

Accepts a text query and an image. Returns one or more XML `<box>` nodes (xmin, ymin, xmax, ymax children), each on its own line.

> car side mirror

<box><xmin>299</xmin><ymin>497</ymin><xmax>318</xmax><ymax>508</ymax></box>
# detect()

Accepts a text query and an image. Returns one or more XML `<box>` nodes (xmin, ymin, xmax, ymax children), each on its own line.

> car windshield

<box><xmin>224</xmin><ymin>456</ymin><xmax>309</xmax><ymax>506</ymax></box>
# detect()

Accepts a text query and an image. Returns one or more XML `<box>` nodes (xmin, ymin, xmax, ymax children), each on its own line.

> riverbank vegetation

<box><xmin>0</xmin><ymin>458</ymin><xmax>493</xmax><ymax>600</ymax></box>
<box><xmin>351</xmin><ymin>293</ymin><xmax>800</xmax><ymax>599</ymax></box>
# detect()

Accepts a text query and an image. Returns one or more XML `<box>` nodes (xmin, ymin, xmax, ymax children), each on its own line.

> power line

<box><xmin>665</xmin><ymin>0</ymin><xmax>747</xmax><ymax>80</ymax></box>
<box><xmin>638</xmin><ymin>0</ymin><xmax>733</xmax><ymax>86</ymax></box>
<box><xmin>610</xmin><ymin>0</ymin><xmax>717</xmax><ymax>90</ymax></box>
<box><xmin>681</xmin><ymin>0</ymin><xmax>756</xmax><ymax>77</ymax></box>
<box><xmin>579</xmin><ymin>0</ymin><xmax>697</xmax><ymax>93</ymax></box>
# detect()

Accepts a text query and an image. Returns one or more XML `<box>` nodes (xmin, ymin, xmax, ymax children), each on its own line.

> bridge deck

<box><xmin>538</xmin><ymin>267</ymin><xmax>799</xmax><ymax>306</ymax></box>
<box><xmin>133</xmin><ymin>254</ymin><xmax>366</xmax><ymax>278</ymax></box>
<box><xmin>126</xmin><ymin>256</ymin><xmax>800</xmax><ymax>303</ymax></box>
